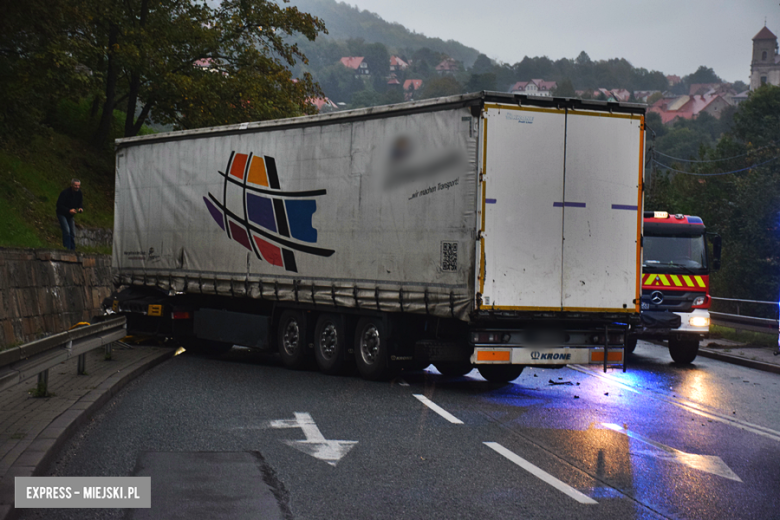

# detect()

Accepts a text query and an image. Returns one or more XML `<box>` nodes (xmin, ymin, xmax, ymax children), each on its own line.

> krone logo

<box><xmin>531</xmin><ymin>351</ymin><xmax>541</xmax><ymax>360</ymax></box>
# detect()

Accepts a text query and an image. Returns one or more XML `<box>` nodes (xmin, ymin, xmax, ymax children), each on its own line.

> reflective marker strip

<box><xmin>670</xmin><ymin>275</ymin><xmax>683</xmax><ymax>287</ymax></box>
<box><xmin>484</xmin><ymin>442</ymin><xmax>598</xmax><ymax>504</ymax></box>
<box><xmin>590</xmin><ymin>351</ymin><xmax>623</xmax><ymax>363</ymax></box>
<box><xmin>694</xmin><ymin>276</ymin><xmax>706</xmax><ymax>287</ymax></box>
<box><xmin>413</xmin><ymin>395</ymin><xmax>464</xmax><ymax>424</ymax></box>
<box><xmin>683</xmin><ymin>275</ymin><xmax>694</xmax><ymax>287</ymax></box>
<box><xmin>658</xmin><ymin>274</ymin><xmax>669</xmax><ymax>286</ymax></box>
<box><xmin>476</xmin><ymin>350</ymin><xmax>511</xmax><ymax>362</ymax></box>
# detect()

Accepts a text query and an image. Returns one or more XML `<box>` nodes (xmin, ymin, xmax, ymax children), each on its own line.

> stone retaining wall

<box><xmin>0</xmin><ymin>249</ymin><xmax>113</xmax><ymax>347</ymax></box>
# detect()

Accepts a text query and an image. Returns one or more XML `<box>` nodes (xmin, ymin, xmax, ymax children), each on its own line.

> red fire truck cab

<box><xmin>628</xmin><ymin>211</ymin><xmax>722</xmax><ymax>363</ymax></box>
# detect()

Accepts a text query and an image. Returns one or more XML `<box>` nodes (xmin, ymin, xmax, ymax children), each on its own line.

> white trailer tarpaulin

<box><xmin>114</xmin><ymin>106</ymin><xmax>479</xmax><ymax>320</ymax></box>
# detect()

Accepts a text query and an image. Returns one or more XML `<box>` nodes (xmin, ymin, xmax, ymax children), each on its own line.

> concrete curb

<box><xmin>697</xmin><ymin>347</ymin><xmax>780</xmax><ymax>375</ymax></box>
<box><xmin>0</xmin><ymin>348</ymin><xmax>176</xmax><ymax>520</ymax></box>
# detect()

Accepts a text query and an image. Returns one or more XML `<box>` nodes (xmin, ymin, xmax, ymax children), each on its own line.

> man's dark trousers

<box><xmin>58</xmin><ymin>214</ymin><xmax>76</xmax><ymax>250</ymax></box>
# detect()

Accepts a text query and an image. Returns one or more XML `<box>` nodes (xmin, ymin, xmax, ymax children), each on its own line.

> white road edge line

<box><xmin>571</xmin><ymin>365</ymin><xmax>780</xmax><ymax>443</ymax></box>
<box><xmin>413</xmin><ymin>394</ymin><xmax>464</xmax><ymax>424</ymax></box>
<box><xmin>484</xmin><ymin>442</ymin><xmax>598</xmax><ymax>505</ymax></box>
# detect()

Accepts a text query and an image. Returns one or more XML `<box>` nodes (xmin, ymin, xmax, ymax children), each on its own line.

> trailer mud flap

<box><xmin>471</xmin><ymin>347</ymin><xmax>623</xmax><ymax>365</ymax></box>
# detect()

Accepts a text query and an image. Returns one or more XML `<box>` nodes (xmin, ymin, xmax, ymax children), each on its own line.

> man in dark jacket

<box><xmin>56</xmin><ymin>179</ymin><xmax>83</xmax><ymax>250</ymax></box>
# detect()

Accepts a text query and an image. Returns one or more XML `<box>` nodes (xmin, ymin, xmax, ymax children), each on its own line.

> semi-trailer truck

<box><xmin>627</xmin><ymin>211</ymin><xmax>722</xmax><ymax>363</ymax></box>
<box><xmin>105</xmin><ymin>91</ymin><xmax>645</xmax><ymax>382</ymax></box>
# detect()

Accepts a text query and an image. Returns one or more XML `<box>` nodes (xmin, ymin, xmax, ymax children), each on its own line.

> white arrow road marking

<box><xmin>269</xmin><ymin>412</ymin><xmax>357</xmax><ymax>467</ymax></box>
<box><xmin>484</xmin><ymin>442</ymin><xmax>598</xmax><ymax>504</ymax></box>
<box><xmin>413</xmin><ymin>394</ymin><xmax>464</xmax><ymax>424</ymax></box>
<box><xmin>601</xmin><ymin>423</ymin><xmax>742</xmax><ymax>482</ymax></box>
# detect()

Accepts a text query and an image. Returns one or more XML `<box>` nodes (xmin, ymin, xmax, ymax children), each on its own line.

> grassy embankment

<box><xmin>0</xmin><ymin>100</ymin><xmax>154</xmax><ymax>253</ymax></box>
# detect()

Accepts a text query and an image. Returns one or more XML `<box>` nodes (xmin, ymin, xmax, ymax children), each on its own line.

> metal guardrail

<box><xmin>709</xmin><ymin>296</ymin><xmax>778</xmax><ymax>334</ymax></box>
<box><xmin>0</xmin><ymin>317</ymin><xmax>127</xmax><ymax>395</ymax></box>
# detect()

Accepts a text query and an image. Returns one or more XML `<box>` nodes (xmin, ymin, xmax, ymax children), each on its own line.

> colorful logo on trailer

<box><xmin>204</xmin><ymin>152</ymin><xmax>334</xmax><ymax>272</ymax></box>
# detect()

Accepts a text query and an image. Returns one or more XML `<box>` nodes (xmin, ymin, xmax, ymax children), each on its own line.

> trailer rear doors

<box><xmin>477</xmin><ymin>103</ymin><xmax>643</xmax><ymax>313</ymax></box>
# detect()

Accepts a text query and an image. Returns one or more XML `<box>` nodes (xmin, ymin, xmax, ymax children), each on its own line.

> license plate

<box><xmin>641</xmin><ymin>302</ymin><xmax>650</xmax><ymax>310</ymax></box>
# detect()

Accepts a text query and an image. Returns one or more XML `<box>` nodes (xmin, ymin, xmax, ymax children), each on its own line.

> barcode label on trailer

<box><xmin>441</xmin><ymin>242</ymin><xmax>458</xmax><ymax>271</ymax></box>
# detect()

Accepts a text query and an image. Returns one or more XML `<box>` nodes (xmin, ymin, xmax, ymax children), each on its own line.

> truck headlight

<box><xmin>692</xmin><ymin>296</ymin><xmax>706</xmax><ymax>306</ymax></box>
<box><xmin>689</xmin><ymin>316</ymin><xmax>709</xmax><ymax>327</ymax></box>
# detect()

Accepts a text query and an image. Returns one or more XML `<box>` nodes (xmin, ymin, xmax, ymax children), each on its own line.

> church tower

<box><xmin>751</xmin><ymin>26</ymin><xmax>780</xmax><ymax>89</ymax></box>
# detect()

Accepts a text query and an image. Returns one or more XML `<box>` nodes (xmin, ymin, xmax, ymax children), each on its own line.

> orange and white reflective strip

<box><xmin>643</xmin><ymin>274</ymin><xmax>706</xmax><ymax>288</ymax></box>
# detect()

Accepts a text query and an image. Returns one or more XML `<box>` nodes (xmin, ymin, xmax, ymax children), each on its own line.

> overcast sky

<box><xmin>339</xmin><ymin>0</ymin><xmax>780</xmax><ymax>83</ymax></box>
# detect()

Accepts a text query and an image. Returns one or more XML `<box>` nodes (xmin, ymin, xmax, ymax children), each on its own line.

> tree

<box><xmin>683</xmin><ymin>66</ymin><xmax>722</xmax><ymax>86</ymax></box>
<box><xmin>88</xmin><ymin>0</ymin><xmax>327</xmax><ymax>147</ymax></box>
<box><xmin>0</xmin><ymin>0</ymin><xmax>96</xmax><ymax>136</ymax></box>
<box><xmin>553</xmin><ymin>78</ymin><xmax>576</xmax><ymax>97</ymax></box>
<box><xmin>646</xmin><ymin>85</ymin><xmax>780</xmax><ymax>305</ymax></box>
<box><xmin>420</xmin><ymin>76</ymin><xmax>462</xmax><ymax>99</ymax></box>
<box><xmin>471</xmin><ymin>54</ymin><xmax>493</xmax><ymax>75</ymax></box>
<box><xmin>465</xmin><ymin>73</ymin><xmax>496</xmax><ymax>93</ymax></box>
<box><xmin>575</xmin><ymin>51</ymin><xmax>592</xmax><ymax>66</ymax></box>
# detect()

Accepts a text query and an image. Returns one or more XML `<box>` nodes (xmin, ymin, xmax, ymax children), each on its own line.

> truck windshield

<box><xmin>643</xmin><ymin>235</ymin><xmax>707</xmax><ymax>270</ymax></box>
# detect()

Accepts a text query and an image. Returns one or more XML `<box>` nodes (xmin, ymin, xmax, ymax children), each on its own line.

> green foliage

<box><xmin>683</xmin><ymin>66</ymin><xmax>722</xmax><ymax>86</ymax></box>
<box><xmin>465</xmin><ymin>73</ymin><xmax>497</xmax><ymax>93</ymax></box>
<box><xmin>647</xmin><ymin>85</ymin><xmax>780</xmax><ymax>303</ymax></box>
<box><xmin>553</xmin><ymin>78</ymin><xmax>576</xmax><ymax>97</ymax></box>
<box><xmin>0</xmin><ymin>121</ymin><xmax>115</xmax><ymax>248</ymax></box>
<box><xmin>288</xmin><ymin>0</ymin><xmax>480</xmax><ymax>66</ymax></box>
<box><xmin>421</xmin><ymin>76</ymin><xmax>462</xmax><ymax>99</ymax></box>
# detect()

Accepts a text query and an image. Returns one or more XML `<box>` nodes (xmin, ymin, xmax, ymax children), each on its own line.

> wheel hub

<box><xmin>319</xmin><ymin>323</ymin><xmax>338</xmax><ymax>359</ymax></box>
<box><xmin>359</xmin><ymin>325</ymin><xmax>380</xmax><ymax>365</ymax></box>
<box><xmin>283</xmin><ymin>320</ymin><xmax>300</xmax><ymax>356</ymax></box>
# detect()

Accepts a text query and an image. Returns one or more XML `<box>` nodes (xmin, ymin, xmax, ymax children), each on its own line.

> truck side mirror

<box><xmin>710</xmin><ymin>234</ymin><xmax>722</xmax><ymax>272</ymax></box>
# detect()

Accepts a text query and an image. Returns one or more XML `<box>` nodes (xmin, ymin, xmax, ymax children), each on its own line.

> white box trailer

<box><xmin>109</xmin><ymin>92</ymin><xmax>645</xmax><ymax>382</ymax></box>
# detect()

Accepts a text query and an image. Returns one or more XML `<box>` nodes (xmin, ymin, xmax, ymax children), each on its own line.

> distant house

<box><xmin>435</xmin><ymin>58</ymin><xmax>460</xmax><ymax>75</ymax></box>
<box><xmin>404</xmin><ymin>79</ymin><xmax>423</xmax><ymax>100</ymax></box>
<box><xmin>308</xmin><ymin>97</ymin><xmax>339</xmax><ymax>112</ymax></box>
<box><xmin>666</xmin><ymin>75</ymin><xmax>682</xmax><ymax>86</ymax></box>
<box><xmin>649</xmin><ymin>93</ymin><xmax>734</xmax><ymax>124</ymax></box>
<box><xmin>340</xmin><ymin>57</ymin><xmax>370</xmax><ymax>77</ymax></box>
<box><xmin>732</xmin><ymin>90</ymin><xmax>750</xmax><ymax>105</ymax></box>
<box><xmin>633</xmin><ymin>90</ymin><xmax>661</xmax><ymax>102</ymax></box>
<box><xmin>509</xmin><ymin>79</ymin><xmax>557</xmax><ymax>97</ymax></box>
<box><xmin>389</xmin><ymin>56</ymin><xmax>408</xmax><ymax>72</ymax></box>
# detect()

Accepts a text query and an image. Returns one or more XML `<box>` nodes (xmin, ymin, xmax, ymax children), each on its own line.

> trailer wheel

<box><xmin>669</xmin><ymin>337</ymin><xmax>698</xmax><ymax>364</ymax></box>
<box><xmin>435</xmin><ymin>363</ymin><xmax>473</xmax><ymax>377</ymax></box>
<box><xmin>314</xmin><ymin>314</ymin><xmax>350</xmax><ymax>375</ymax></box>
<box><xmin>278</xmin><ymin>310</ymin><xmax>310</xmax><ymax>369</ymax></box>
<box><xmin>477</xmin><ymin>365</ymin><xmax>524</xmax><ymax>383</ymax></box>
<box><xmin>624</xmin><ymin>336</ymin><xmax>638</xmax><ymax>355</ymax></box>
<box><xmin>354</xmin><ymin>317</ymin><xmax>392</xmax><ymax>380</ymax></box>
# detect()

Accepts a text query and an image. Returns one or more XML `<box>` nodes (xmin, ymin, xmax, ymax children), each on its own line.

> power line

<box><xmin>654</xmin><ymin>142</ymin><xmax>777</xmax><ymax>164</ymax></box>
<box><xmin>651</xmin><ymin>155</ymin><xmax>780</xmax><ymax>176</ymax></box>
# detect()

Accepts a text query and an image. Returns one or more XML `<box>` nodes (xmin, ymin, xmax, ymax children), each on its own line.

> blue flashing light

<box><xmin>688</xmin><ymin>216</ymin><xmax>703</xmax><ymax>224</ymax></box>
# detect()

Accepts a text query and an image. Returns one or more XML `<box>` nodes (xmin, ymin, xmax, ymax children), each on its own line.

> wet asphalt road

<box><xmin>22</xmin><ymin>340</ymin><xmax>780</xmax><ymax>520</ymax></box>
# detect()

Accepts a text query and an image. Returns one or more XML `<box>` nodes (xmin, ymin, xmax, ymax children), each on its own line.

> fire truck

<box><xmin>628</xmin><ymin>212</ymin><xmax>722</xmax><ymax>363</ymax></box>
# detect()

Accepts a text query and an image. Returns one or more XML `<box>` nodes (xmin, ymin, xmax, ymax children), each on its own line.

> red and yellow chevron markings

<box><xmin>642</xmin><ymin>273</ymin><xmax>706</xmax><ymax>288</ymax></box>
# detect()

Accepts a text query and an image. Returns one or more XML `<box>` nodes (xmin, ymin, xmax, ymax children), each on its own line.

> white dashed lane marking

<box><xmin>484</xmin><ymin>442</ymin><xmax>598</xmax><ymax>504</ymax></box>
<box><xmin>413</xmin><ymin>394</ymin><xmax>464</xmax><ymax>424</ymax></box>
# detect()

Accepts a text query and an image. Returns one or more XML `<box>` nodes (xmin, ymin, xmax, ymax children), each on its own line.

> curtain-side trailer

<box><xmin>106</xmin><ymin>92</ymin><xmax>645</xmax><ymax>382</ymax></box>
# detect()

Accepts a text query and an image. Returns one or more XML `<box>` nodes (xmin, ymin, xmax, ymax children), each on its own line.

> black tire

<box><xmin>477</xmin><ymin>365</ymin><xmax>524</xmax><ymax>383</ymax></box>
<box><xmin>314</xmin><ymin>313</ymin><xmax>350</xmax><ymax>375</ymax></box>
<box><xmin>354</xmin><ymin>316</ymin><xmax>392</xmax><ymax>381</ymax></box>
<box><xmin>277</xmin><ymin>310</ymin><xmax>310</xmax><ymax>369</ymax></box>
<box><xmin>624</xmin><ymin>336</ymin><xmax>638</xmax><ymax>355</ymax></box>
<box><xmin>435</xmin><ymin>362</ymin><xmax>473</xmax><ymax>377</ymax></box>
<box><xmin>669</xmin><ymin>337</ymin><xmax>699</xmax><ymax>364</ymax></box>
<box><xmin>185</xmin><ymin>338</ymin><xmax>234</xmax><ymax>357</ymax></box>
